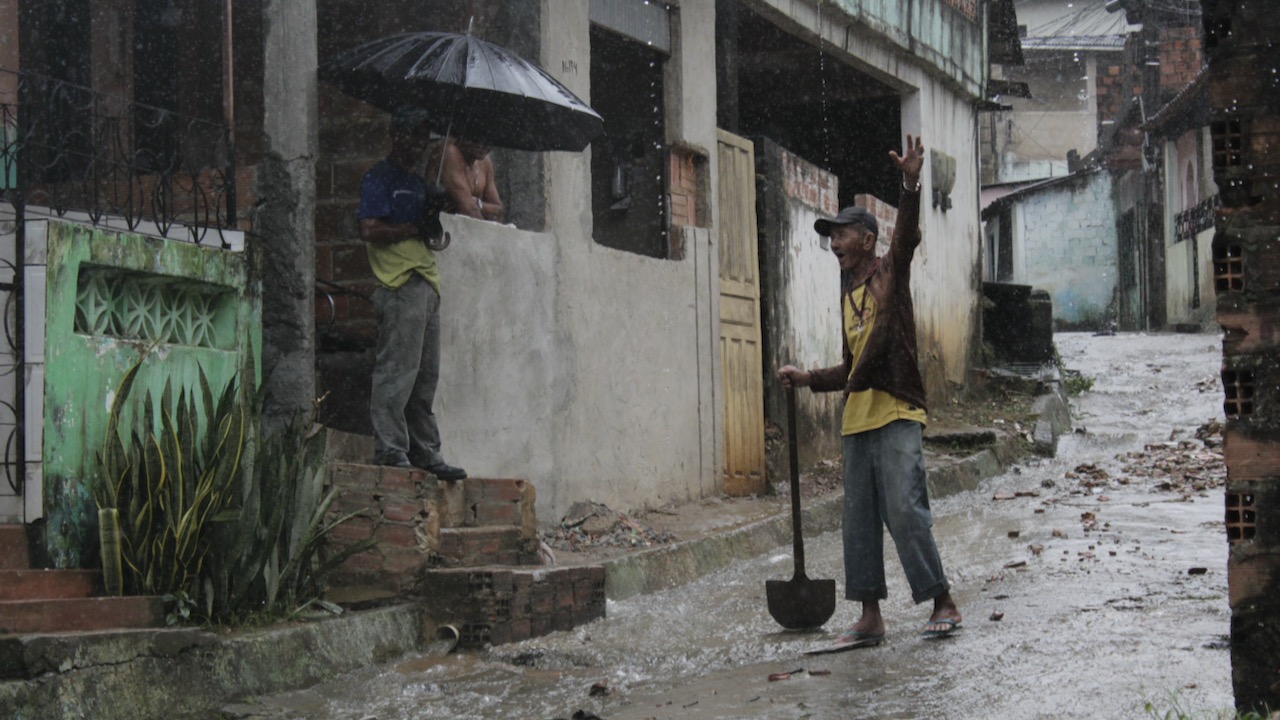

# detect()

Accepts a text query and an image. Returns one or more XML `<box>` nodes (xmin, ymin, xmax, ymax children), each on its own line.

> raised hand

<box><xmin>889</xmin><ymin>134</ymin><xmax>925</xmax><ymax>183</ymax></box>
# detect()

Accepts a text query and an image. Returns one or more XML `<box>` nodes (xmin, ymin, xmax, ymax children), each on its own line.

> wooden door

<box><xmin>716</xmin><ymin>129</ymin><xmax>766</xmax><ymax>496</ymax></box>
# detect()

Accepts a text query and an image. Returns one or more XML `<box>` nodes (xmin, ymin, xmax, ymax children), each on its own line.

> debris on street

<box><xmin>542</xmin><ymin>501</ymin><xmax>678</xmax><ymax>553</ymax></box>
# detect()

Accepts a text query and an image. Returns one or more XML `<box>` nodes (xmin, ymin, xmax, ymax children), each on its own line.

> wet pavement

<box><xmin>233</xmin><ymin>332</ymin><xmax>1229</xmax><ymax>720</ymax></box>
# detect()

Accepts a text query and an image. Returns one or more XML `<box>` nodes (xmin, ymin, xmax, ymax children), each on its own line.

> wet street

<box><xmin>239</xmin><ymin>332</ymin><xmax>1230</xmax><ymax>720</ymax></box>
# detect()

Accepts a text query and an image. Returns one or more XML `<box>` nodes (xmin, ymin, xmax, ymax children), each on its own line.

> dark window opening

<box><xmin>1225</xmin><ymin>492</ymin><xmax>1256</xmax><ymax>543</ymax></box>
<box><xmin>134</xmin><ymin>0</ymin><xmax>225</xmax><ymax>173</ymax></box>
<box><xmin>996</xmin><ymin>206</ymin><xmax>1014</xmax><ymax>282</ymax></box>
<box><xmin>19</xmin><ymin>0</ymin><xmax>93</xmax><ymax>183</ymax></box>
<box><xmin>1222</xmin><ymin>368</ymin><xmax>1255</xmax><ymax>419</ymax></box>
<box><xmin>1211</xmin><ymin>118</ymin><xmax>1245</xmax><ymax>171</ymax></box>
<box><xmin>590</xmin><ymin>25</ymin><xmax>668</xmax><ymax>259</ymax></box>
<box><xmin>1213</xmin><ymin>243</ymin><xmax>1244</xmax><ymax>293</ymax></box>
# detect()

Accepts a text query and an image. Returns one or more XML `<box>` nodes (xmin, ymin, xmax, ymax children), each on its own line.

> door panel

<box><xmin>716</xmin><ymin>129</ymin><xmax>766</xmax><ymax>496</ymax></box>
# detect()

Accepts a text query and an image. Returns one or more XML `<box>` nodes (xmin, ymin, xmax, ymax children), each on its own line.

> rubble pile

<box><xmin>1055</xmin><ymin>421</ymin><xmax>1225</xmax><ymax>499</ymax></box>
<box><xmin>1117</xmin><ymin>421</ymin><xmax>1226</xmax><ymax>495</ymax></box>
<box><xmin>542</xmin><ymin>501</ymin><xmax>678</xmax><ymax>553</ymax></box>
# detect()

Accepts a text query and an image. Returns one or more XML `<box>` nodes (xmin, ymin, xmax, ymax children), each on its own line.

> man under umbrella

<box><xmin>358</xmin><ymin>108</ymin><xmax>467</xmax><ymax>481</ymax></box>
<box><xmin>428</xmin><ymin>136</ymin><xmax>504</xmax><ymax>222</ymax></box>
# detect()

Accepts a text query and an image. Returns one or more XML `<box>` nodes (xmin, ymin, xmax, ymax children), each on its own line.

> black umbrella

<box><xmin>319</xmin><ymin>31</ymin><xmax>604</xmax><ymax>152</ymax></box>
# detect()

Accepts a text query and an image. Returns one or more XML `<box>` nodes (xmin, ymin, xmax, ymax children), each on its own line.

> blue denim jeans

<box><xmin>370</xmin><ymin>273</ymin><xmax>444</xmax><ymax>467</ymax></box>
<box><xmin>841</xmin><ymin>420</ymin><xmax>950</xmax><ymax>604</ymax></box>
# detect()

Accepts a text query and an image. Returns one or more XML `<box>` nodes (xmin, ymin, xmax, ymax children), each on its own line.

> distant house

<box><xmin>980</xmin><ymin>0</ymin><xmax>1216</xmax><ymax>332</ymax></box>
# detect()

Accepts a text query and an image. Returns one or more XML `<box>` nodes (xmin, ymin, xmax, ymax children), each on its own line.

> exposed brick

<box><xmin>383</xmin><ymin>500</ymin><xmax>428</xmax><ymax>523</ymax></box>
<box><xmin>327</xmin><ymin>518</ymin><xmax>375</xmax><ymax>545</ymax></box>
<box><xmin>337</xmin><ymin>549</ymin><xmax>383</xmax><ymax>572</ymax></box>
<box><xmin>468</xmin><ymin>478</ymin><xmax>527</xmax><ymax>503</ymax></box>
<box><xmin>332</xmin><ymin>243</ymin><xmax>371</xmax><ymax>281</ymax></box>
<box><xmin>1229</xmin><ymin>550</ymin><xmax>1279</xmax><ymax>607</ymax></box>
<box><xmin>380</xmin><ymin>546</ymin><xmax>427</xmax><ymax>574</ymax></box>
<box><xmin>1224</xmin><ymin>428</ymin><xmax>1280</xmax><ymax>481</ymax></box>
<box><xmin>378</xmin><ymin>466</ymin><xmax>426</xmax><ymax>495</ymax></box>
<box><xmin>471</xmin><ymin>501</ymin><xmax>518</xmax><ymax>526</ymax></box>
<box><xmin>374</xmin><ymin>522</ymin><xmax>419</xmax><ymax>548</ymax></box>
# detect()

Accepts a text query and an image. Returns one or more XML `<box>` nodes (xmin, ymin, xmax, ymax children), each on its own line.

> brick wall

<box><xmin>1206</xmin><ymin>0</ymin><xmax>1280</xmax><ymax>711</ymax></box>
<box><xmin>1159</xmin><ymin>26</ymin><xmax>1205</xmax><ymax>94</ymax></box>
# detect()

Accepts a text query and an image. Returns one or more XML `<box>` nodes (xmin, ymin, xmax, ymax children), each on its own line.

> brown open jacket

<box><xmin>807</xmin><ymin>183</ymin><xmax>928</xmax><ymax>413</ymax></box>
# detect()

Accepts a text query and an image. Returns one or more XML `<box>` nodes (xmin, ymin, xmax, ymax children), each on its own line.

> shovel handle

<box><xmin>787</xmin><ymin>386</ymin><xmax>806</xmax><ymax>576</ymax></box>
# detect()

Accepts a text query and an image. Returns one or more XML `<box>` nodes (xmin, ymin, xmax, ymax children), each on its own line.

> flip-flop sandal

<box><xmin>921</xmin><ymin>618</ymin><xmax>961</xmax><ymax>639</ymax></box>
<box><xmin>805</xmin><ymin>630</ymin><xmax>884</xmax><ymax>656</ymax></box>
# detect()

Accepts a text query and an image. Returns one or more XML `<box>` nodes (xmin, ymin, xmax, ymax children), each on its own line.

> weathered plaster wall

<box><xmin>1163</xmin><ymin>128</ymin><xmax>1218</xmax><ymax>328</ymax></box>
<box><xmin>1015</xmin><ymin>171</ymin><xmax>1119</xmax><ymax>327</ymax></box>
<box><xmin>757</xmin><ymin>140</ymin><xmax>845</xmax><ymax>468</ymax></box>
<box><xmin>510</xmin><ymin>0</ymin><xmax>721</xmax><ymax>521</ymax></box>
<box><xmin>432</xmin><ymin>215</ymin><xmax>558</xmax><ymax>490</ymax></box>
<box><xmin>258</xmin><ymin>0</ymin><xmax>317</xmax><ymax>428</ymax></box>
<box><xmin>913</xmin><ymin>72</ymin><xmax>983</xmax><ymax>403</ymax></box>
<box><xmin>40</xmin><ymin>222</ymin><xmax>261</xmax><ymax>567</ymax></box>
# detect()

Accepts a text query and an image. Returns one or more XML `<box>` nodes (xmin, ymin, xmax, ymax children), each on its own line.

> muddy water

<box><xmin>242</xmin><ymin>332</ymin><xmax>1230</xmax><ymax>720</ymax></box>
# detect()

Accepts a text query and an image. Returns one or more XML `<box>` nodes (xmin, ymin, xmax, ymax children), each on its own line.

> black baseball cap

<box><xmin>814</xmin><ymin>206</ymin><xmax>878</xmax><ymax>236</ymax></box>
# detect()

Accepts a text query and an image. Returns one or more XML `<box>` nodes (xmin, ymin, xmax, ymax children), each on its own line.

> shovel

<box><xmin>766</xmin><ymin>386</ymin><xmax>836</xmax><ymax>630</ymax></box>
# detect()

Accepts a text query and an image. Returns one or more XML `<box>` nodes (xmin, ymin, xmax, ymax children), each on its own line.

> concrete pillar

<box><xmin>257</xmin><ymin>0</ymin><xmax>318</xmax><ymax>427</ymax></box>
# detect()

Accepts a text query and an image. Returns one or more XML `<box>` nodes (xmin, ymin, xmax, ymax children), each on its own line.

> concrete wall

<box><xmin>757</xmin><ymin>139</ymin><xmax>846</xmax><ymax>467</ymax></box>
<box><xmin>533</xmin><ymin>0</ymin><xmax>720</xmax><ymax>521</ymax></box>
<box><xmin>1163</xmin><ymin>128</ymin><xmax>1218</xmax><ymax>329</ymax></box>
<box><xmin>913</xmin><ymin>72</ymin><xmax>984</xmax><ymax>401</ymax></box>
<box><xmin>1014</xmin><ymin>171</ymin><xmax>1119</xmax><ymax>328</ymax></box>
<box><xmin>38</xmin><ymin>221</ymin><xmax>261</xmax><ymax>567</ymax></box>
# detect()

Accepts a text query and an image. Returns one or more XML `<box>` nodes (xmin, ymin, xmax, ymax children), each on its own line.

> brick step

<box><xmin>0</xmin><ymin>525</ymin><xmax>29</xmax><ymax>571</ymax></box>
<box><xmin>0</xmin><ymin>596</ymin><xmax>164</xmax><ymax>635</ymax></box>
<box><xmin>437</xmin><ymin>526</ymin><xmax>540</xmax><ymax>568</ymax></box>
<box><xmin>420</xmin><ymin>565</ymin><xmax>606</xmax><ymax>648</ymax></box>
<box><xmin>324</xmin><ymin>464</ymin><xmax>543</xmax><ymax>596</ymax></box>
<box><xmin>328</xmin><ymin>463</ymin><xmax>534</xmax><ymax>530</ymax></box>
<box><xmin>0</xmin><ymin>570</ymin><xmax>99</xmax><ymax>601</ymax></box>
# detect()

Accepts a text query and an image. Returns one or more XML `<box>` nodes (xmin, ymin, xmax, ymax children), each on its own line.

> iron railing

<box><xmin>1</xmin><ymin>67</ymin><xmax>237</xmax><ymax>246</ymax></box>
<box><xmin>1175</xmin><ymin>194</ymin><xmax>1220</xmax><ymax>244</ymax></box>
<box><xmin>0</xmin><ymin>66</ymin><xmax>236</xmax><ymax>505</ymax></box>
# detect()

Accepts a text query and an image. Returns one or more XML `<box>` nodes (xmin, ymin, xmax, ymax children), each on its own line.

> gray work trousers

<box><xmin>841</xmin><ymin>419</ymin><xmax>950</xmax><ymax>604</ymax></box>
<box><xmin>370</xmin><ymin>273</ymin><xmax>443</xmax><ymax>467</ymax></box>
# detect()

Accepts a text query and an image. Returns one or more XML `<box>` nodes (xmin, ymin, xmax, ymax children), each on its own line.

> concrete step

<box><xmin>0</xmin><ymin>570</ymin><xmax>99</xmax><ymax>601</ymax></box>
<box><xmin>420</xmin><ymin>565</ymin><xmax>606</xmax><ymax>647</ymax></box>
<box><xmin>0</xmin><ymin>525</ymin><xmax>29</xmax><ymax>571</ymax></box>
<box><xmin>0</xmin><ymin>596</ymin><xmax>164</xmax><ymax>635</ymax></box>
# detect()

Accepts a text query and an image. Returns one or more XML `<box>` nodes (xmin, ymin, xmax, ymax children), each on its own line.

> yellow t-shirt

<box><xmin>368</xmin><ymin>238</ymin><xmax>441</xmax><ymax>294</ymax></box>
<box><xmin>841</xmin><ymin>285</ymin><xmax>928</xmax><ymax>435</ymax></box>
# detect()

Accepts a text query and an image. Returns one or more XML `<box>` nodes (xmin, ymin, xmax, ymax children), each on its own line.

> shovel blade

<box><xmin>766</xmin><ymin>575</ymin><xmax>837</xmax><ymax>630</ymax></box>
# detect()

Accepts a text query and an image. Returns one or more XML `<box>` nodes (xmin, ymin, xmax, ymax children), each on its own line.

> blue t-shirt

<box><xmin>359</xmin><ymin>159</ymin><xmax>425</xmax><ymax>225</ymax></box>
<box><xmin>358</xmin><ymin>158</ymin><xmax>439</xmax><ymax>292</ymax></box>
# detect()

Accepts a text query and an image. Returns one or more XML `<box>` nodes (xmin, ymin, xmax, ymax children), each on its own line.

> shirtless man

<box><xmin>428</xmin><ymin>138</ymin><xmax>505</xmax><ymax>223</ymax></box>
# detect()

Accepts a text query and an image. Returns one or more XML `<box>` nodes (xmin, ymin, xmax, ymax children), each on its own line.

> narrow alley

<box><xmin>235</xmin><ymin>331</ymin><xmax>1230</xmax><ymax>720</ymax></box>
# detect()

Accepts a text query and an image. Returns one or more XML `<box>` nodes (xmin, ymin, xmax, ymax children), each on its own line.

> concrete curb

<box><xmin>2</xmin><ymin>605</ymin><xmax>426</xmax><ymax>720</ymax></box>
<box><xmin>603</xmin><ymin>430</ymin><xmax>1036</xmax><ymax>602</ymax></box>
<box><xmin>4</xmin><ymin>403</ymin><xmax>1070</xmax><ymax>719</ymax></box>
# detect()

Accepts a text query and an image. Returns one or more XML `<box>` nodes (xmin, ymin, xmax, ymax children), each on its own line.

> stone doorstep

<box><xmin>0</xmin><ymin>525</ymin><xmax>29</xmax><ymax>570</ymax></box>
<box><xmin>0</xmin><ymin>596</ymin><xmax>165</xmax><ymax>635</ymax></box>
<box><xmin>0</xmin><ymin>569</ymin><xmax>100</xmax><ymax>601</ymax></box>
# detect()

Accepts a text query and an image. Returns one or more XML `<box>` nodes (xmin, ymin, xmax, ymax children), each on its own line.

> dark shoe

<box><xmin>423</xmin><ymin>461</ymin><xmax>467</xmax><ymax>481</ymax></box>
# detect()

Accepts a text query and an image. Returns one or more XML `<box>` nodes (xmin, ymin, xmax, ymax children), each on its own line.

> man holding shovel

<box><xmin>777</xmin><ymin>135</ymin><xmax>961</xmax><ymax>649</ymax></box>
